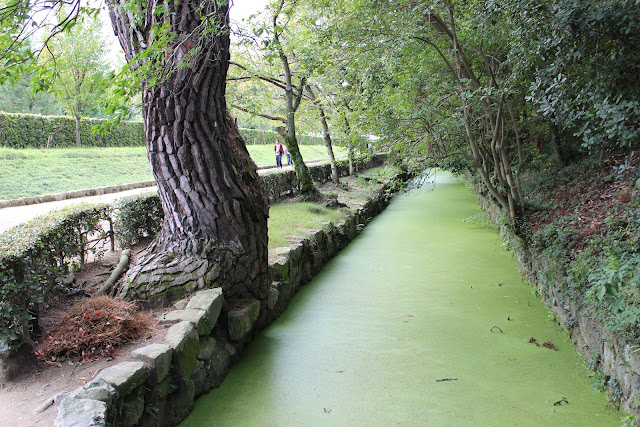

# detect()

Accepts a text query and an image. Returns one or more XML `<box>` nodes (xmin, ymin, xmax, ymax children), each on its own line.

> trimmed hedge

<box><xmin>0</xmin><ymin>112</ymin><xmax>329</xmax><ymax>148</ymax></box>
<box><xmin>0</xmin><ymin>112</ymin><xmax>145</xmax><ymax>148</ymax></box>
<box><xmin>113</xmin><ymin>192</ymin><xmax>163</xmax><ymax>247</ymax></box>
<box><xmin>240</xmin><ymin>128</ymin><xmax>326</xmax><ymax>146</ymax></box>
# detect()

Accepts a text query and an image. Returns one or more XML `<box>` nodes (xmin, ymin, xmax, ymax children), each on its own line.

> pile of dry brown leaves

<box><xmin>35</xmin><ymin>296</ymin><xmax>152</xmax><ymax>363</ymax></box>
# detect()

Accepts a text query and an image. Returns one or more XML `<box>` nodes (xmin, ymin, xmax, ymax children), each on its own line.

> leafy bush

<box><xmin>0</xmin><ymin>203</ymin><xmax>110</xmax><ymax>352</ymax></box>
<box><xmin>525</xmin><ymin>152</ymin><xmax>640</xmax><ymax>343</ymax></box>
<box><xmin>565</xmin><ymin>205</ymin><xmax>640</xmax><ymax>341</ymax></box>
<box><xmin>520</xmin><ymin>0</ymin><xmax>640</xmax><ymax>151</ymax></box>
<box><xmin>113</xmin><ymin>193</ymin><xmax>164</xmax><ymax>246</ymax></box>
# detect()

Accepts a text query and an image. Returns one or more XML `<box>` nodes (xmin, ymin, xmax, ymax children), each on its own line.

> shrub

<box><xmin>113</xmin><ymin>193</ymin><xmax>164</xmax><ymax>247</ymax></box>
<box><xmin>0</xmin><ymin>203</ymin><xmax>110</xmax><ymax>352</ymax></box>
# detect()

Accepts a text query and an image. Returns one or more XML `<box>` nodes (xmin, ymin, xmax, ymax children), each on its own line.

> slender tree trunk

<box><xmin>107</xmin><ymin>0</ymin><xmax>269</xmax><ymax>306</ymax></box>
<box><xmin>282</xmin><ymin>89</ymin><xmax>313</xmax><ymax>192</ymax></box>
<box><xmin>272</xmin><ymin>0</ymin><xmax>314</xmax><ymax>193</ymax></box>
<box><xmin>74</xmin><ymin>114</ymin><xmax>81</xmax><ymax>147</ymax></box>
<box><xmin>306</xmin><ymin>86</ymin><xmax>339</xmax><ymax>184</ymax></box>
<box><xmin>343</xmin><ymin>114</ymin><xmax>355</xmax><ymax>176</ymax></box>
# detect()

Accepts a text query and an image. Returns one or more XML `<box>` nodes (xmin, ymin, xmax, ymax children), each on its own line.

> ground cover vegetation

<box><xmin>0</xmin><ymin>0</ymin><xmax>638</xmax><ymax>412</ymax></box>
<box><xmin>0</xmin><ymin>144</ymin><xmax>347</xmax><ymax>199</ymax></box>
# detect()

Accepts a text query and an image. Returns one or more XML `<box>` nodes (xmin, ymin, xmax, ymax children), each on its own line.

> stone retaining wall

<box><xmin>472</xmin><ymin>182</ymin><xmax>640</xmax><ymax>418</ymax></box>
<box><xmin>54</xmin><ymin>176</ymin><xmax>401</xmax><ymax>427</ymax></box>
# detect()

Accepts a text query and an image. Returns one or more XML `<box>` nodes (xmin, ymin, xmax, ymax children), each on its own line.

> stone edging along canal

<box><xmin>53</xmin><ymin>171</ymin><xmax>410</xmax><ymax>427</ymax></box>
<box><xmin>472</xmin><ymin>179</ymin><xmax>640</xmax><ymax>418</ymax></box>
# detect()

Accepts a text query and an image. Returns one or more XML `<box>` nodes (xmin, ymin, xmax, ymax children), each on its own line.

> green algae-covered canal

<box><xmin>182</xmin><ymin>173</ymin><xmax>619</xmax><ymax>426</ymax></box>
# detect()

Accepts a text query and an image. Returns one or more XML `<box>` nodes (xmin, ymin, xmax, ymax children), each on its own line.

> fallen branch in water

<box><xmin>490</xmin><ymin>325</ymin><xmax>504</xmax><ymax>333</ymax></box>
<box><xmin>553</xmin><ymin>397</ymin><xmax>568</xmax><ymax>406</ymax></box>
<box><xmin>435</xmin><ymin>378</ymin><xmax>458</xmax><ymax>382</ymax></box>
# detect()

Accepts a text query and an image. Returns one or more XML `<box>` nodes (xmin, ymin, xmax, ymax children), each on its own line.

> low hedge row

<box><xmin>0</xmin><ymin>154</ymin><xmax>386</xmax><ymax>354</ymax></box>
<box><xmin>0</xmin><ymin>112</ymin><xmax>328</xmax><ymax>148</ymax></box>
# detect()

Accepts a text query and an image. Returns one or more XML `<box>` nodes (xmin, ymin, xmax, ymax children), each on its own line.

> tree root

<box><xmin>94</xmin><ymin>249</ymin><xmax>131</xmax><ymax>297</ymax></box>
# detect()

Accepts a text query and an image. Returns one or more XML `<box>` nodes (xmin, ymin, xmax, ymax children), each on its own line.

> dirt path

<box><xmin>0</xmin><ymin>336</ymin><xmax>164</xmax><ymax>426</ymax></box>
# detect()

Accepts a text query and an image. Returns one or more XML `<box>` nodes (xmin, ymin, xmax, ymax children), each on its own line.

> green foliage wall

<box><xmin>0</xmin><ymin>112</ymin><xmax>145</xmax><ymax>148</ymax></box>
<box><xmin>239</xmin><ymin>128</ymin><xmax>325</xmax><ymax>146</ymax></box>
<box><xmin>0</xmin><ymin>113</ymin><xmax>328</xmax><ymax>148</ymax></box>
<box><xmin>0</xmin><ymin>203</ymin><xmax>110</xmax><ymax>352</ymax></box>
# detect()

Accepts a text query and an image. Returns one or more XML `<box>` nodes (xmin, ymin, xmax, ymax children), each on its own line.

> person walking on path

<box><xmin>284</xmin><ymin>146</ymin><xmax>293</xmax><ymax>166</ymax></box>
<box><xmin>274</xmin><ymin>139</ymin><xmax>284</xmax><ymax>168</ymax></box>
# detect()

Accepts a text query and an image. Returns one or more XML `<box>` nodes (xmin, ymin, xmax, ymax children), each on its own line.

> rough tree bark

<box><xmin>107</xmin><ymin>0</ymin><xmax>269</xmax><ymax>306</ymax></box>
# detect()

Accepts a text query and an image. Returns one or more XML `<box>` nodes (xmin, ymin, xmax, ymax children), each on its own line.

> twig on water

<box><xmin>435</xmin><ymin>378</ymin><xmax>458</xmax><ymax>382</ymax></box>
<box><xmin>553</xmin><ymin>397</ymin><xmax>568</xmax><ymax>406</ymax></box>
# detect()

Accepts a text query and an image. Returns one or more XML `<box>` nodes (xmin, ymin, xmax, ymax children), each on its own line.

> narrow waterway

<box><xmin>182</xmin><ymin>173</ymin><xmax>619</xmax><ymax>426</ymax></box>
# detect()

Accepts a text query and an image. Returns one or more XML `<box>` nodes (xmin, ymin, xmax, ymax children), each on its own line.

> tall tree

<box><xmin>40</xmin><ymin>13</ymin><xmax>110</xmax><ymax>146</ymax></box>
<box><xmin>229</xmin><ymin>0</ymin><xmax>316</xmax><ymax>193</ymax></box>
<box><xmin>306</xmin><ymin>84</ymin><xmax>339</xmax><ymax>184</ymax></box>
<box><xmin>106</xmin><ymin>0</ymin><xmax>270</xmax><ymax>305</ymax></box>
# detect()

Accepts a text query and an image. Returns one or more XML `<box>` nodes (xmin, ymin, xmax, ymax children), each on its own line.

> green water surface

<box><xmin>182</xmin><ymin>173</ymin><xmax>619</xmax><ymax>426</ymax></box>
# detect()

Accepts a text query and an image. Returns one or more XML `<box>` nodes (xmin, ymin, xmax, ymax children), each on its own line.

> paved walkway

<box><xmin>0</xmin><ymin>161</ymin><xmax>308</xmax><ymax>234</ymax></box>
<box><xmin>0</xmin><ymin>186</ymin><xmax>159</xmax><ymax>233</ymax></box>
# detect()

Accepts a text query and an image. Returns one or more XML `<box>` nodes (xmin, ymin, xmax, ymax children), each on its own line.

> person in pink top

<box><xmin>274</xmin><ymin>139</ymin><xmax>284</xmax><ymax>168</ymax></box>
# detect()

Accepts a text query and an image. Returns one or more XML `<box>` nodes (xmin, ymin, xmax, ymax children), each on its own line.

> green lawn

<box><xmin>0</xmin><ymin>145</ymin><xmax>346</xmax><ymax>199</ymax></box>
<box><xmin>268</xmin><ymin>202</ymin><xmax>347</xmax><ymax>250</ymax></box>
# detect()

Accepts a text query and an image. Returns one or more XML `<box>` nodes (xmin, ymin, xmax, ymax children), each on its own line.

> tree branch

<box><xmin>230</xmin><ymin>103</ymin><xmax>287</xmax><ymax>123</ymax></box>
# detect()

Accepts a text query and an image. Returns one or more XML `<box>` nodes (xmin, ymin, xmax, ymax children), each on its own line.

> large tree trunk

<box><xmin>107</xmin><ymin>0</ymin><xmax>269</xmax><ymax>306</ymax></box>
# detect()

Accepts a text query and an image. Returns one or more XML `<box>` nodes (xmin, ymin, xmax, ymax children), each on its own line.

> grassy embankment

<box><xmin>267</xmin><ymin>167</ymin><xmax>396</xmax><ymax>251</ymax></box>
<box><xmin>521</xmin><ymin>151</ymin><xmax>640</xmax><ymax>346</ymax></box>
<box><xmin>0</xmin><ymin>145</ymin><xmax>347</xmax><ymax>199</ymax></box>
